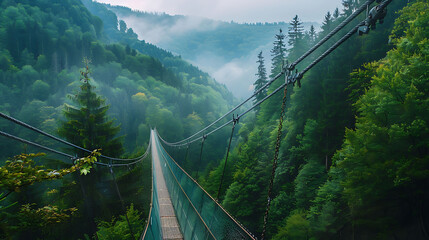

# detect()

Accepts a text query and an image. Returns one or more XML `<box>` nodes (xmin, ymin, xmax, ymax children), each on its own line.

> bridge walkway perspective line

<box><xmin>151</xmin><ymin>131</ymin><xmax>184</xmax><ymax>239</ymax></box>
<box><xmin>151</xmin><ymin>129</ymin><xmax>256</xmax><ymax>240</ymax></box>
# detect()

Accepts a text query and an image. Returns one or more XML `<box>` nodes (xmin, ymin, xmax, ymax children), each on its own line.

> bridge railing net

<box><xmin>142</xmin><ymin>151</ymin><xmax>162</xmax><ymax>240</ymax></box>
<box><xmin>154</xmin><ymin>133</ymin><xmax>255</xmax><ymax>240</ymax></box>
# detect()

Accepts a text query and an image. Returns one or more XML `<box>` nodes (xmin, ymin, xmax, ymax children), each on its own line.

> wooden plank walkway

<box><xmin>151</xmin><ymin>133</ymin><xmax>183</xmax><ymax>240</ymax></box>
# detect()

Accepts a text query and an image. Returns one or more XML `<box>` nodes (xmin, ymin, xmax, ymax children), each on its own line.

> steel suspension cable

<box><xmin>216</xmin><ymin>115</ymin><xmax>239</xmax><ymax>200</ymax></box>
<box><xmin>0</xmin><ymin>112</ymin><xmax>149</xmax><ymax>161</ymax></box>
<box><xmin>299</xmin><ymin>0</ymin><xmax>392</xmax><ymax>78</ymax></box>
<box><xmin>0</xmin><ymin>130</ymin><xmax>75</xmax><ymax>159</ymax></box>
<box><xmin>240</xmin><ymin>0</ymin><xmax>394</xmax><ymax>117</ymax></box>
<box><xmin>290</xmin><ymin>0</ymin><xmax>376</xmax><ymax>70</ymax></box>
<box><xmin>0</xmin><ymin>130</ymin><xmax>145</xmax><ymax>167</ymax></box>
<box><xmin>195</xmin><ymin>135</ymin><xmax>207</xmax><ymax>180</ymax></box>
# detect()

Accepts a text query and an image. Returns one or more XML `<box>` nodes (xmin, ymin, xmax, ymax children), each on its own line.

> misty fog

<box><xmin>111</xmin><ymin>8</ymin><xmax>318</xmax><ymax>98</ymax></box>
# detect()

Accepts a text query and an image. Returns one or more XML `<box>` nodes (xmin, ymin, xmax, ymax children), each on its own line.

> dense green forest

<box><xmin>193</xmin><ymin>0</ymin><xmax>428</xmax><ymax>239</ymax></box>
<box><xmin>0</xmin><ymin>0</ymin><xmax>428</xmax><ymax>239</ymax></box>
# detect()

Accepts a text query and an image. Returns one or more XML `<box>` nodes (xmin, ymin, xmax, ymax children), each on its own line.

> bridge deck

<box><xmin>151</xmin><ymin>134</ymin><xmax>183</xmax><ymax>240</ymax></box>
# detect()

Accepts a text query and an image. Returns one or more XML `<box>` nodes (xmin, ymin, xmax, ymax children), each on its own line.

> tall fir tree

<box><xmin>58</xmin><ymin>59</ymin><xmax>125</xmax><ymax>237</ymax></box>
<box><xmin>253</xmin><ymin>51</ymin><xmax>268</xmax><ymax>107</ymax></box>
<box><xmin>270</xmin><ymin>29</ymin><xmax>286</xmax><ymax>78</ymax></box>
<box><xmin>307</xmin><ymin>25</ymin><xmax>317</xmax><ymax>44</ymax></box>
<box><xmin>59</xmin><ymin>59</ymin><xmax>124</xmax><ymax>157</ymax></box>
<box><xmin>288</xmin><ymin>15</ymin><xmax>304</xmax><ymax>47</ymax></box>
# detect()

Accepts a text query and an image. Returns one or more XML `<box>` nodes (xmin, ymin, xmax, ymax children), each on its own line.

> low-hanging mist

<box><xmin>108</xmin><ymin>5</ymin><xmax>318</xmax><ymax>98</ymax></box>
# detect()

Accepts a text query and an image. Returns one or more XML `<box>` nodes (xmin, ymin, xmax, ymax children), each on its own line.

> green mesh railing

<box><xmin>154</xmin><ymin>130</ymin><xmax>256</xmax><ymax>240</ymax></box>
<box><xmin>141</xmin><ymin>143</ymin><xmax>162</xmax><ymax>240</ymax></box>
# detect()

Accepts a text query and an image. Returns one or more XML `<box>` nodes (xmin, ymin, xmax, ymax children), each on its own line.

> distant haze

<box><xmin>95</xmin><ymin>0</ymin><xmax>341</xmax><ymax>23</ymax></box>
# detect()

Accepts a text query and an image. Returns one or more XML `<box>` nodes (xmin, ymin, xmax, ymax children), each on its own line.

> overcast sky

<box><xmin>95</xmin><ymin>0</ymin><xmax>341</xmax><ymax>23</ymax></box>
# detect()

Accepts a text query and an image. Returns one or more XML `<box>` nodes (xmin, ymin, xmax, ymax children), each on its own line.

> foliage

<box><xmin>322</xmin><ymin>11</ymin><xmax>333</xmax><ymax>32</ymax></box>
<box><xmin>312</xmin><ymin>1</ymin><xmax>428</xmax><ymax>238</ymax></box>
<box><xmin>347</xmin><ymin>62</ymin><xmax>378</xmax><ymax>106</ymax></box>
<box><xmin>288</xmin><ymin>15</ymin><xmax>304</xmax><ymax>47</ymax></box>
<box><xmin>0</xmin><ymin>151</ymin><xmax>99</xmax><ymax>193</ymax></box>
<box><xmin>96</xmin><ymin>204</ymin><xmax>144</xmax><ymax>240</ymax></box>
<box><xmin>270</xmin><ymin>29</ymin><xmax>286</xmax><ymax>78</ymax></box>
<box><xmin>336</xmin><ymin>0</ymin><xmax>429</xmax><ymax>211</ymax></box>
<box><xmin>19</xmin><ymin>203</ymin><xmax>78</xmax><ymax>228</ymax></box>
<box><xmin>273</xmin><ymin>210</ymin><xmax>310</xmax><ymax>240</ymax></box>
<box><xmin>0</xmin><ymin>150</ymin><xmax>99</xmax><ymax>239</ymax></box>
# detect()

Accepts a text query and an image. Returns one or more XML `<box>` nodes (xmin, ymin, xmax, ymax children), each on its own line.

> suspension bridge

<box><xmin>0</xmin><ymin>0</ymin><xmax>392</xmax><ymax>239</ymax></box>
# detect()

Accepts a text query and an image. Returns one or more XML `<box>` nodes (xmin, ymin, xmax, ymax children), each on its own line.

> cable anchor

<box><xmin>358</xmin><ymin>0</ymin><xmax>388</xmax><ymax>35</ymax></box>
<box><xmin>232</xmin><ymin>114</ymin><xmax>240</xmax><ymax>125</ymax></box>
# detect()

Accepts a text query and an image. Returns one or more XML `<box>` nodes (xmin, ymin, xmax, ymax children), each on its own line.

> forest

<box><xmin>0</xmin><ymin>0</ymin><xmax>428</xmax><ymax>239</ymax></box>
<box><xmin>0</xmin><ymin>0</ymin><xmax>232</xmax><ymax>239</ymax></box>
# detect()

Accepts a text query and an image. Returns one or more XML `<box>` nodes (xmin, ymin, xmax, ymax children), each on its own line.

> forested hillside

<box><xmin>0</xmin><ymin>0</ymin><xmax>233</xmax><ymax>239</ymax></box>
<box><xmin>102</xmin><ymin>5</ymin><xmax>296</xmax><ymax>61</ymax></box>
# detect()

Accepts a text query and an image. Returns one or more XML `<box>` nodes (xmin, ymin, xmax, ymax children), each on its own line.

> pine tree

<box><xmin>253</xmin><ymin>51</ymin><xmax>268</xmax><ymax>106</ymax></box>
<box><xmin>288</xmin><ymin>15</ymin><xmax>304</xmax><ymax>47</ymax></box>
<box><xmin>322</xmin><ymin>12</ymin><xmax>333</xmax><ymax>33</ymax></box>
<box><xmin>333</xmin><ymin>7</ymin><xmax>340</xmax><ymax>19</ymax></box>
<box><xmin>270</xmin><ymin>29</ymin><xmax>286</xmax><ymax>78</ymax></box>
<box><xmin>59</xmin><ymin>59</ymin><xmax>124</xmax><ymax>157</ymax></box>
<box><xmin>307</xmin><ymin>25</ymin><xmax>316</xmax><ymax>44</ymax></box>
